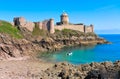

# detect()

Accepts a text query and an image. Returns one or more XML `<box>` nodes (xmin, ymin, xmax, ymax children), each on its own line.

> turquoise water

<box><xmin>40</xmin><ymin>34</ymin><xmax>120</xmax><ymax>64</ymax></box>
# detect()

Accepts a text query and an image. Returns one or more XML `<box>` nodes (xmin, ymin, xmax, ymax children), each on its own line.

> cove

<box><xmin>39</xmin><ymin>34</ymin><xmax>120</xmax><ymax>65</ymax></box>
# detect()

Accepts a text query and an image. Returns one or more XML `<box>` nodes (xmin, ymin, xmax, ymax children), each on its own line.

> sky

<box><xmin>0</xmin><ymin>0</ymin><xmax>120</xmax><ymax>34</ymax></box>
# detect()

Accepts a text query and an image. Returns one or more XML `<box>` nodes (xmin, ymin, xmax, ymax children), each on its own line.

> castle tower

<box><xmin>13</xmin><ymin>17</ymin><xmax>26</xmax><ymax>26</ymax></box>
<box><xmin>84</xmin><ymin>25</ymin><xmax>86</xmax><ymax>33</ymax></box>
<box><xmin>60</xmin><ymin>12</ymin><xmax>69</xmax><ymax>25</ymax></box>
<box><xmin>35</xmin><ymin>22</ymin><xmax>43</xmax><ymax>29</ymax></box>
<box><xmin>49</xmin><ymin>18</ymin><xmax>55</xmax><ymax>34</ymax></box>
<box><xmin>90</xmin><ymin>24</ymin><xmax>94</xmax><ymax>32</ymax></box>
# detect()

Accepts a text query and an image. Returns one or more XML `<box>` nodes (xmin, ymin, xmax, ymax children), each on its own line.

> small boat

<box><xmin>66</xmin><ymin>52</ymin><xmax>72</xmax><ymax>56</ymax></box>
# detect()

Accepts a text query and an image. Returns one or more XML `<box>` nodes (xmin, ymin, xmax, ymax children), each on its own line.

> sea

<box><xmin>39</xmin><ymin>34</ymin><xmax>120</xmax><ymax>65</ymax></box>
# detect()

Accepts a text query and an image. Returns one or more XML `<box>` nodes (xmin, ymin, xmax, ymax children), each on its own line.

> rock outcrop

<box><xmin>0</xmin><ymin>27</ymin><xmax>110</xmax><ymax>60</ymax></box>
<box><xmin>0</xmin><ymin>33</ymin><xmax>41</xmax><ymax>60</ymax></box>
<box><xmin>39</xmin><ymin>61</ymin><xmax>120</xmax><ymax>79</ymax></box>
<box><xmin>36</xmin><ymin>34</ymin><xmax>109</xmax><ymax>51</ymax></box>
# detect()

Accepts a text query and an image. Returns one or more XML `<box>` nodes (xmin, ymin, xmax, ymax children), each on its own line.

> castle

<box><xmin>13</xmin><ymin>13</ymin><xmax>94</xmax><ymax>34</ymax></box>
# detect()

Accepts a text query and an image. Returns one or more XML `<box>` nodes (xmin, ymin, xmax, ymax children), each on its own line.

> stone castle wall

<box><xmin>85</xmin><ymin>26</ymin><xmax>94</xmax><ymax>33</ymax></box>
<box><xmin>13</xmin><ymin>17</ymin><xmax>54</xmax><ymax>33</ymax></box>
<box><xmin>14</xmin><ymin>17</ymin><xmax>35</xmax><ymax>32</ymax></box>
<box><xmin>55</xmin><ymin>24</ymin><xmax>93</xmax><ymax>33</ymax></box>
<box><xmin>13</xmin><ymin>13</ymin><xmax>94</xmax><ymax>34</ymax></box>
<box><xmin>24</xmin><ymin>22</ymin><xmax>35</xmax><ymax>32</ymax></box>
<box><xmin>35</xmin><ymin>22</ymin><xmax>42</xmax><ymax>29</ymax></box>
<box><xmin>55</xmin><ymin>24</ymin><xmax>85</xmax><ymax>32</ymax></box>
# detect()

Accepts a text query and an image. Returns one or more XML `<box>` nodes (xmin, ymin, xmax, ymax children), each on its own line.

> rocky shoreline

<box><xmin>0</xmin><ymin>29</ymin><xmax>113</xmax><ymax>79</ymax></box>
<box><xmin>39</xmin><ymin>61</ymin><xmax>120</xmax><ymax>79</ymax></box>
<box><xmin>0</xmin><ymin>33</ymin><xmax>41</xmax><ymax>60</ymax></box>
<box><xmin>0</xmin><ymin>30</ymin><xmax>110</xmax><ymax>60</ymax></box>
<box><xmin>35</xmin><ymin>34</ymin><xmax>110</xmax><ymax>52</ymax></box>
<box><xmin>0</xmin><ymin>17</ymin><xmax>115</xmax><ymax>79</ymax></box>
<box><xmin>1</xmin><ymin>60</ymin><xmax>120</xmax><ymax>79</ymax></box>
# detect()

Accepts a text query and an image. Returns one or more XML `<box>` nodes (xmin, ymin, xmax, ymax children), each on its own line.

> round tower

<box><xmin>60</xmin><ymin>12</ymin><xmax>69</xmax><ymax>25</ymax></box>
<box><xmin>49</xmin><ymin>18</ymin><xmax>55</xmax><ymax>34</ymax></box>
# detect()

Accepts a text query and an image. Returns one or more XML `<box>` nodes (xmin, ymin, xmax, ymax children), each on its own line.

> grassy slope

<box><xmin>0</xmin><ymin>20</ymin><xmax>23</xmax><ymax>39</ymax></box>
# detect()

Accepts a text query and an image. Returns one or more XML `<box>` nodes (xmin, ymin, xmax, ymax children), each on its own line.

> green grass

<box><xmin>61</xmin><ymin>29</ymin><xmax>84</xmax><ymax>37</ymax></box>
<box><xmin>54</xmin><ymin>29</ymin><xmax>85</xmax><ymax>38</ymax></box>
<box><xmin>0</xmin><ymin>20</ymin><xmax>23</xmax><ymax>39</ymax></box>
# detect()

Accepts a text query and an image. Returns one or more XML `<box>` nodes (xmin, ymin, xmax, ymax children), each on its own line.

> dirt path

<box><xmin>0</xmin><ymin>59</ymin><xmax>53</xmax><ymax>79</ymax></box>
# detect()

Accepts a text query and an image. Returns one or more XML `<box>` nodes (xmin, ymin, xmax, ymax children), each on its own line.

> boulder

<box><xmin>101</xmin><ymin>61</ymin><xmax>113</xmax><ymax>68</ymax></box>
<box><xmin>90</xmin><ymin>62</ymin><xmax>100</xmax><ymax>68</ymax></box>
<box><xmin>85</xmin><ymin>69</ymin><xmax>102</xmax><ymax>79</ymax></box>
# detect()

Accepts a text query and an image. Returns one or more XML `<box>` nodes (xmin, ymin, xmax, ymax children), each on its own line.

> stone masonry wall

<box><xmin>55</xmin><ymin>24</ymin><xmax>94</xmax><ymax>33</ymax></box>
<box><xmin>49</xmin><ymin>19</ymin><xmax>55</xmax><ymax>34</ymax></box>
<box><xmin>23</xmin><ymin>22</ymin><xmax>35</xmax><ymax>32</ymax></box>
<box><xmin>54</xmin><ymin>25</ymin><xmax>85</xmax><ymax>32</ymax></box>
<box><xmin>85</xmin><ymin>26</ymin><xmax>94</xmax><ymax>33</ymax></box>
<box><xmin>35</xmin><ymin>22</ymin><xmax>43</xmax><ymax>30</ymax></box>
<box><xmin>13</xmin><ymin>17</ymin><xmax>55</xmax><ymax>33</ymax></box>
<box><xmin>14</xmin><ymin>17</ymin><xmax>35</xmax><ymax>32</ymax></box>
<box><xmin>13</xmin><ymin>16</ymin><xmax>94</xmax><ymax>34</ymax></box>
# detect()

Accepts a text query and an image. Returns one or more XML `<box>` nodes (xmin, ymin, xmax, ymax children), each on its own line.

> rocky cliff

<box><xmin>0</xmin><ymin>33</ymin><xmax>41</xmax><ymax>60</ymax></box>
<box><xmin>34</xmin><ymin>29</ymin><xmax>109</xmax><ymax>51</ymax></box>
<box><xmin>0</xmin><ymin>20</ymin><xmax>115</xmax><ymax>79</ymax></box>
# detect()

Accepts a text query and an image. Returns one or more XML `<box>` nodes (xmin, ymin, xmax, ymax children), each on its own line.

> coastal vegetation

<box><xmin>55</xmin><ymin>29</ymin><xmax>97</xmax><ymax>39</ymax></box>
<box><xmin>0</xmin><ymin>20</ymin><xmax>23</xmax><ymax>39</ymax></box>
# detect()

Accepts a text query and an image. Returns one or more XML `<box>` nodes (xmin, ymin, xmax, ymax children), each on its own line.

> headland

<box><xmin>0</xmin><ymin>13</ymin><xmax>111</xmax><ymax>79</ymax></box>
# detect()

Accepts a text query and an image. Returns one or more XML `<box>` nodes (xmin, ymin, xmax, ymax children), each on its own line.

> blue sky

<box><xmin>0</xmin><ymin>0</ymin><xmax>120</xmax><ymax>34</ymax></box>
